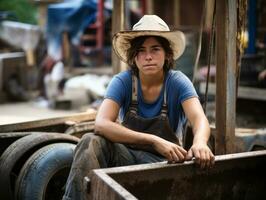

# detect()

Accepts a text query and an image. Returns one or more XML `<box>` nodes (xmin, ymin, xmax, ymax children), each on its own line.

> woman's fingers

<box><xmin>186</xmin><ymin>144</ymin><xmax>215</xmax><ymax>169</ymax></box>
<box><xmin>167</xmin><ymin>145</ymin><xmax>187</xmax><ymax>163</ymax></box>
<box><xmin>173</xmin><ymin>147</ymin><xmax>185</xmax><ymax>162</ymax></box>
<box><xmin>169</xmin><ymin>150</ymin><xmax>179</xmax><ymax>163</ymax></box>
<box><xmin>186</xmin><ymin>149</ymin><xmax>193</xmax><ymax>160</ymax></box>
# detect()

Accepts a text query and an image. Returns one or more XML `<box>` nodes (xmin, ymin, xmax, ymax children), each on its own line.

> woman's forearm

<box><xmin>95</xmin><ymin>118</ymin><xmax>188</xmax><ymax>162</ymax></box>
<box><xmin>95</xmin><ymin>119</ymin><xmax>155</xmax><ymax>145</ymax></box>
<box><xmin>191</xmin><ymin>116</ymin><xmax>210</xmax><ymax>145</ymax></box>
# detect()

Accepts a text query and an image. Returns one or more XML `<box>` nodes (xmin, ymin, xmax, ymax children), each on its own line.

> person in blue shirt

<box><xmin>63</xmin><ymin>15</ymin><xmax>214</xmax><ymax>200</ymax></box>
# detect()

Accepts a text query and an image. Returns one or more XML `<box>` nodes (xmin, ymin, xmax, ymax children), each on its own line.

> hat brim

<box><xmin>112</xmin><ymin>30</ymin><xmax>186</xmax><ymax>64</ymax></box>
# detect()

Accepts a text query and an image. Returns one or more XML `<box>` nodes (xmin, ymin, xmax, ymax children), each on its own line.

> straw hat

<box><xmin>112</xmin><ymin>15</ymin><xmax>186</xmax><ymax>64</ymax></box>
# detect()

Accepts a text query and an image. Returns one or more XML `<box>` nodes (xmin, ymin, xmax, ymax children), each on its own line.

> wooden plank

<box><xmin>199</xmin><ymin>82</ymin><xmax>266</xmax><ymax>101</ymax></box>
<box><xmin>0</xmin><ymin>111</ymin><xmax>96</xmax><ymax>133</ymax></box>
<box><xmin>215</xmin><ymin>0</ymin><xmax>237</xmax><ymax>154</ymax></box>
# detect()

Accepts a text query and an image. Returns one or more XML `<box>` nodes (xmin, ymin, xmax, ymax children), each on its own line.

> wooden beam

<box><xmin>145</xmin><ymin>0</ymin><xmax>154</xmax><ymax>14</ymax></box>
<box><xmin>199</xmin><ymin>82</ymin><xmax>266</xmax><ymax>101</ymax></box>
<box><xmin>173</xmin><ymin>0</ymin><xmax>180</xmax><ymax>27</ymax></box>
<box><xmin>215</xmin><ymin>0</ymin><xmax>237</xmax><ymax>154</ymax></box>
<box><xmin>0</xmin><ymin>111</ymin><xmax>96</xmax><ymax>132</ymax></box>
<box><xmin>205</xmin><ymin>0</ymin><xmax>215</xmax><ymax>29</ymax></box>
<box><xmin>111</xmin><ymin>0</ymin><xmax>126</xmax><ymax>74</ymax></box>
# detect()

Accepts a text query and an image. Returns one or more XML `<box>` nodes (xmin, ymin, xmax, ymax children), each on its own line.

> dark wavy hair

<box><xmin>126</xmin><ymin>36</ymin><xmax>174</xmax><ymax>76</ymax></box>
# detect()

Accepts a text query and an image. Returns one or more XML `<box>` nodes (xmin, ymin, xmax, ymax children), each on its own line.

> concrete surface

<box><xmin>0</xmin><ymin>100</ymin><xmax>77</xmax><ymax>125</ymax></box>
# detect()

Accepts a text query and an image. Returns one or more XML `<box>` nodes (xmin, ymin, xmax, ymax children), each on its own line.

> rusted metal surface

<box><xmin>0</xmin><ymin>111</ymin><xmax>96</xmax><ymax>133</ymax></box>
<box><xmin>89</xmin><ymin>150</ymin><xmax>266</xmax><ymax>200</ymax></box>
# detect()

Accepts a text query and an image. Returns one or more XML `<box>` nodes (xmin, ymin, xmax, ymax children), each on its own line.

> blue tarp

<box><xmin>46</xmin><ymin>0</ymin><xmax>97</xmax><ymax>60</ymax></box>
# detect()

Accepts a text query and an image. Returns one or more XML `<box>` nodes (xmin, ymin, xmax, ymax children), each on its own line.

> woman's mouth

<box><xmin>143</xmin><ymin>64</ymin><xmax>156</xmax><ymax>67</ymax></box>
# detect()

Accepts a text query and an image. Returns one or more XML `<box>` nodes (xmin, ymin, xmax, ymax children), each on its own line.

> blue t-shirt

<box><xmin>104</xmin><ymin>70</ymin><xmax>198</xmax><ymax>136</ymax></box>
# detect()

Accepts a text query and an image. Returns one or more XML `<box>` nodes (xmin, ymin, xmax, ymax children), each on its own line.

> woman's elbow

<box><xmin>94</xmin><ymin>118</ymin><xmax>105</xmax><ymax>135</ymax></box>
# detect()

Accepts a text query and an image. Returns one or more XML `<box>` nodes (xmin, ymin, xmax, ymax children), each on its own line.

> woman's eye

<box><xmin>153</xmin><ymin>47</ymin><xmax>161</xmax><ymax>51</ymax></box>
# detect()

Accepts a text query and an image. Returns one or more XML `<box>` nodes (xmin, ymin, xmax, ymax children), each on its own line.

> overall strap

<box><xmin>129</xmin><ymin>75</ymin><xmax>138</xmax><ymax>114</ymax></box>
<box><xmin>161</xmin><ymin>88</ymin><xmax>168</xmax><ymax>117</ymax></box>
<box><xmin>130</xmin><ymin>73</ymin><xmax>168</xmax><ymax>116</ymax></box>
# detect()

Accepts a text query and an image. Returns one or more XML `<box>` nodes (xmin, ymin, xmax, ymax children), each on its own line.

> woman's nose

<box><xmin>145</xmin><ymin>52</ymin><xmax>152</xmax><ymax>60</ymax></box>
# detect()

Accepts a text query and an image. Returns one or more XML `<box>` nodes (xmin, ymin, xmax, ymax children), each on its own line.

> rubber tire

<box><xmin>0</xmin><ymin>132</ymin><xmax>32</xmax><ymax>157</ymax></box>
<box><xmin>15</xmin><ymin>143</ymin><xmax>76</xmax><ymax>200</ymax></box>
<box><xmin>0</xmin><ymin>133</ymin><xmax>79</xmax><ymax>200</ymax></box>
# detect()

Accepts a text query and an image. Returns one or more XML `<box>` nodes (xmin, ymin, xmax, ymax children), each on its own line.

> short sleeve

<box><xmin>168</xmin><ymin>71</ymin><xmax>198</xmax><ymax>104</ymax></box>
<box><xmin>104</xmin><ymin>70</ymin><xmax>131</xmax><ymax>107</ymax></box>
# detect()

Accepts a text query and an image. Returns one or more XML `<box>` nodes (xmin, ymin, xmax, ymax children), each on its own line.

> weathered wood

<box><xmin>215</xmin><ymin>0</ymin><xmax>237</xmax><ymax>154</ymax></box>
<box><xmin>200</xmin><ymin>82</ymin><xmax>266</xmax><ymax>101</ymax></box>
<box><xmin>173</xmin><ymin>0</ymin><xmax>180</xmax><ymax>27</ymax></box>
<box><xmin>111</xmin><ymin>0</ymin><xmax>125</xmax><ymax>74</ymax></box>
<box><xmin>145</xmin><ymin>0</ymin><xmax>154</xmax><ymax>14</ymax></box>
<box><xmin>0</xmin><ymin>111</ymin><xmax>96</xmax><ymax>133</ymax></box>
<box><xmin>205</xmin><ymin>0</ymin><xmax>215</xmax><ymax>29</ymax></box>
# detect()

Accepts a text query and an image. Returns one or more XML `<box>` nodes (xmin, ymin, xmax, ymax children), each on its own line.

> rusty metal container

<box><xmin>88</xmin><ymin>150</ymin><xmax>266</xmax><ymax>200</ymax></box>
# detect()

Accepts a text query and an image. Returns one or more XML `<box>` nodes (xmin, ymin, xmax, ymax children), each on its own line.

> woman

<box><xmin>63</xmin><ymin>15</ymin><xmax>214</xmax><ymax>200</ymax></box>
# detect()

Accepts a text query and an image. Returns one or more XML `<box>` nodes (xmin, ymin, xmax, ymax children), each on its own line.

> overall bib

<box><xmin>123</xmin><ymin>75</ymin><xmax>180</xmax><ymax>155</ymax></box>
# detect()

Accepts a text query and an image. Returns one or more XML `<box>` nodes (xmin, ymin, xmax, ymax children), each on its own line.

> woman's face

<box><xmin>134</xmin><ymin>37</ymin><xmax>166</xmax><ymax>76</ymax></box>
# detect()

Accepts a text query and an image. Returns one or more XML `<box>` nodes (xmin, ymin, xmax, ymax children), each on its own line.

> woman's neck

<box><xmin>139</xmin><ymin>71</ymin><xmax>164</xmax><ymax>87</ymax></box>
<box><xmin>138</xmin><ymin>71</ymin><xmax>165</xmax><ymax>103</ymax></box>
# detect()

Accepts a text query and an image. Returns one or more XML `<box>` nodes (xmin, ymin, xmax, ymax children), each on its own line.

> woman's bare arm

<box><xmin>182</xmin><ymin>97</ymin><xmax>215</xmax><ymax>168</ymax></box>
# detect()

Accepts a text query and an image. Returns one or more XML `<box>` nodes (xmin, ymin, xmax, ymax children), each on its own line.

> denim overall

<box><xmin>63</xmin><ymin>75</ymin><xmax>179</xmax><ymax>200</ymax></box>
<box><xmin>123</xmin><ymin>75</ymin><xmax>179</xmax><ymax>154</ymax></box>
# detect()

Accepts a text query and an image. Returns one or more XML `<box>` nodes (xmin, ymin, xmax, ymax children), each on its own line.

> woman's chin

<box><xmin>140</xmin><ymin>67</ymin><xmax>162</xmax><ymax>75</ymax></box>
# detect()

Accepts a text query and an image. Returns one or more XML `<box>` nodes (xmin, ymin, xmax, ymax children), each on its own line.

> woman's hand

<box><xmin>152</xmin><ymin>136</ymin><xmax>187</xmax><ymax>163</ymax></box>
<box><xmin>186</xmin><ymin>141</ymin><xmax>215</xmax><ymax>169</ymax></box>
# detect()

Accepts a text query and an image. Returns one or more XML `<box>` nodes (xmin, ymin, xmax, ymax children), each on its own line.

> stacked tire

<box><xmin>0</xmin><ymin>133</ymin><xmax>79</xmax><ymax>200</ymax></box>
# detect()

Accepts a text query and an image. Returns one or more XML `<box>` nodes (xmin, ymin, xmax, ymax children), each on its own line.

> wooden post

<box><xmin>205</xmin><ymin>0</ymin><xmax>215</xmax><ymax>30</ymax></box>
<box><xmin>145</xmin><ymin>0</ymin><xmax>154</xmax><ymax>14</ymax></box>
<box><xmin>215</xmin><ymin>0</ymin><xmax>237</xmax><ymax>154</ymax></box>
<box><xmin>173</xmin><ymin>0</ymin><xmax>180</xmax><ymax>27</ymax></box>
<box><xmin>111</xmin><ymin>0</ymin><xmax>127</xmax><ymax>74</ymax></box>
<box><xmin>25</xmin><ymin>49</ymin><xmax>35</xmax><ymax>66</ymax></box>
